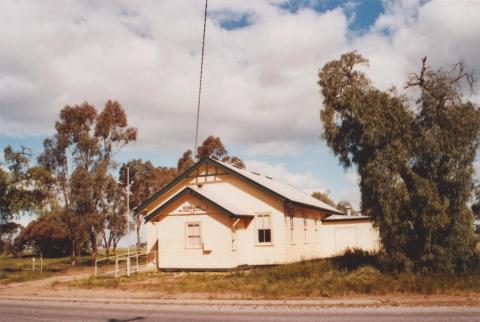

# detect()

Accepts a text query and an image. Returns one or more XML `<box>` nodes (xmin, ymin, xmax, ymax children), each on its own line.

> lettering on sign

<box><xmin>179</xmin><ymin>202</ymin><xmax>206</xmax><ymax>214</ymax></box>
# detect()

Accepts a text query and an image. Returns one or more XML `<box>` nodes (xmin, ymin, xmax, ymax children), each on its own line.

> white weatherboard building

<box><xmin>138</xmin><ymin>157</ymin><xmax>379</xmax><ymax>270</ymax></box>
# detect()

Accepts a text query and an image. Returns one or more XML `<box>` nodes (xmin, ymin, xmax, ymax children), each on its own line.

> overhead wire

<box><xmin>193</xmin><ymin>0</ymin><xmax>208</xmax><ymax>158</ymax></box>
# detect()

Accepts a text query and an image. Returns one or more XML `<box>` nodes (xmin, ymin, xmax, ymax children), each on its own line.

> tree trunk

<box><xmin>112</xmin><ymin>239</ymin><xmax>118</xmax><ymax>256</ymax></box>
<box><xmin>102</xmin><ymin>231</ymin><xmax>111</xmax><ymax>260</ymax></box>
<box><xmin>71</xmin><ymin>240</ymin><xmax>77</xmax><ymax>266</ymax></box>
<box><xmin>90</xmin><ymin>229</ymin><xmax>98</xmax><ymax>264</ymax></box>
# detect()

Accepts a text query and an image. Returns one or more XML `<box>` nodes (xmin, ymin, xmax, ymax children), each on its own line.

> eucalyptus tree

<box><xmin>319</xmin><ymin>52</ymin><xmax>480</xmax><ymax>273</ymax></box>
<box><xmin>39</xmin><ymin>101</ymin><xmax>137</xmax><ymax>264</ymax></box>
<box><xmin>0</xmin><ymin>146</ymin><xmax>54</xmax><ymax>224</ymax></box>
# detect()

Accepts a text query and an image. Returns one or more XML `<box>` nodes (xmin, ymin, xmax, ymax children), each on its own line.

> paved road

<box><xmin>1</xmin><ymin>299</ymin><xmax>479</xmax><ymax>322</ymax></box>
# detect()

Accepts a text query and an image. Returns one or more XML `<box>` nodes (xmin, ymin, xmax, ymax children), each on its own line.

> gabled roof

<box><xmin>137</xmin><ymin>157</ymin><xmax>343</xmax><ymax>217</ymax></box>
<box><xmin>144</xmin><ymin>186</ymin><xmax>253</xmax><ymax>222</ymax></box>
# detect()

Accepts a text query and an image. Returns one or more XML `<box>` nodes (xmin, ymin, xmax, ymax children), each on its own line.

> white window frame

<box><xmin>256</xmin><ymin>213</ymin><xmax>272</xmax><ymax>245</ymax></box>
<box><xmin>314</xmin><ymin>218</ymin><xmax>318</xmax><ymax>243</ymax></box>
<box><xmin>289</xmin><ymin>215</ymin><xmax>295</xmax><ymax>244</ymax></box>
<box><xmin>185</xmin><ymin>222</ymin><xmax>202</xmax><ymax>249</ymax></box>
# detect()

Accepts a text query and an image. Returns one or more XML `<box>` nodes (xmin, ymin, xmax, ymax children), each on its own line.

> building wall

<box><xmin>153</xmin><ymin>193</ymin><xmax>237</xmax><ymax>269</ymax></box>
<box><xmin>319</xmin><ymin>220</ymin><xmax>380</xmax><ymax>257</ymax></box>
<box><xmin>283</xmin><ymin>209</ymin><xmax>328</xmax><ymax>263</ymax></box>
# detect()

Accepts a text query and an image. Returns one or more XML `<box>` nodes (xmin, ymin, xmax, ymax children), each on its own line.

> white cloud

<box><xmin>0</xmin><ymin>0</ymin><xmax>479</xmax><ymax>160</ymax></box>
<box><xmin>246</xmin><ymin>159</ymin><xmax>327</xmax><ymax>194</ymax></box>
<box><xmin>245</xmin><ymin>141</ymin><xmax>300</xmax><ymax>157</ymax></box>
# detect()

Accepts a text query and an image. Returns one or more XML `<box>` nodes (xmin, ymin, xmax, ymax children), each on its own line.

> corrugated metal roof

<box><xmin>188</xmin><ymin>185</ymin><xmax>252</xmax><ymax>217</ymax></box>
<box><xmin>214</xmin><ymin>159</ymin><xmax>342</xmax><ymax>214</ymax></box>
<box><xmin>322</xmin><ymin>215</ymin><xmax>372</xmax><ymax>222</ymax></box>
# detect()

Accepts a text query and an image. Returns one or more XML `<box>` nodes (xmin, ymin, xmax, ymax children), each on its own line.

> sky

<box><xmin>1</xmin><ymin>0</ymin><xmax>480</xmax><ymax>224</ymax></box>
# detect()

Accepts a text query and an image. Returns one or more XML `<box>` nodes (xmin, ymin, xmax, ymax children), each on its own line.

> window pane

<box><xmin>189</xmin><ymin>236</ymin><xmax>201</xmax><ymax>247</ymax></box>
<box><xmin>258</xmin><ymin>229</ymin><xmax>272</xmax><ymax>243</ymax></box>
<box><xmin>193</xmin><ymin>225</ymin><xmax>200</xmax><ymax>235</ymax></box>
<box><xmin>264</xmin><ymin>215</ymin><xmax>271</xmax><ymax>229</ymax></box>
<box><xmin>257</xmin><ymin>216</ymin><xmax>264</xmax><ymax>229</ymax></box>
<box><xmin>264</xmin><ymin>229</ymin><xmax>271</xmax><ymax>243</ymax></box>
<box><xmin>258</xmin><ymin>229</ymin><xmax>265</xmax><ymax>243</ymax></box>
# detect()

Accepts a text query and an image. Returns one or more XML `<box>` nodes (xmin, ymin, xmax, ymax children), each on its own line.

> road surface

<box><xmin>1</xmin><ymin>299</ymin><xmax>479</xmax><ymax>322</ymax></box>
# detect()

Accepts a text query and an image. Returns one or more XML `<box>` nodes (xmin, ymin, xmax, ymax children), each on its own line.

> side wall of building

<box><xmin>319</xmin><ymin>220</ymin><xmax>380</xmax><ymax>257</ymax></box>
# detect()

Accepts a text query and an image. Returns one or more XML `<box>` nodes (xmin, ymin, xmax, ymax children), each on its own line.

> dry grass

<box><xmin>69</xmin><ymin>258</ymin><xmax>480</xmax><ymax>299</ymax></box>
<box><xmin>0</xmin><ymin>255</ymin><xmax>93</xmax><ymax>284</ymax></box>
<box><xmin>0</xmin><ymin>248</ymin><xmax>142</xmax><ymax>285</ymax></box>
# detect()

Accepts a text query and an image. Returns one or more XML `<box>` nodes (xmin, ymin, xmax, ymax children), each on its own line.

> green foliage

<box><xmin>318</xmin><ymin>52</ymin><xmax>480</xmax><ymax>273</ymax></box>
<box><xmin>0</xmin><ymin>222</ymin><xmax>22</xmax><ymax>255</ymax></box>
<box><xmin>0</xmin><ymin>146</ymin><xmax>54</xmax><ymax>224</ymax></box>
<box><xmin>38</xmin><ymin>101</ymin><xmax>137</xmax><ymax>265</ymax></box>
<box><xmin>14</xmin><ymin>212</ymin><xmax>72</xmax><ymax>257</ymax></box>
<box><xmin>196</xmin><ymin>135</ymin><xmax>245</xmax><ymax>168</ymax></box>
<box><xmin>331</xmin><ymin>248</ymin><xmax>378</xmax><ymax>271</ymax></box>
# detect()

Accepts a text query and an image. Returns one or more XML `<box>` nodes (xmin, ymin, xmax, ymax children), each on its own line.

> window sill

<box><xmin>255</xmin><ymin>243</ymin><xmax>274</xmax><ymax>247</ymax></box>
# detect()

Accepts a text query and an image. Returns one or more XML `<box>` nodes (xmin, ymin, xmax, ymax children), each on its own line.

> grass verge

<box><xmin>68</xmin><ymin>259</ymin><xmax>480</xmax><ymax>299</ymax></box>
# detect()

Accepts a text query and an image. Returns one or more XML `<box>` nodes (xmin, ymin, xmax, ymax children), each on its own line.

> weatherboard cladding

<box><xmin>139</xmin><ymin>157</ymin><xmax>343</xmax><ymax>218</ymax></box>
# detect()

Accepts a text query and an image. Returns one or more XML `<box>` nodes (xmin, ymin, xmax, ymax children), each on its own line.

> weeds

<box><xmin>69</xmin><ymin>258</ymin><xmax>480</xmax><ymax>299</ymax></box>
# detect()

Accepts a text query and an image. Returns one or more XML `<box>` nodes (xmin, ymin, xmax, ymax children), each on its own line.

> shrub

<box><xmin>14</xmin><ymin>213</ymin><xmax>72</xmax><ymax>257</ymax></box>
<box><xmin>331</xmin><ymin>248</ymin><xmax>379</xmax><ymax>271</ymax></box>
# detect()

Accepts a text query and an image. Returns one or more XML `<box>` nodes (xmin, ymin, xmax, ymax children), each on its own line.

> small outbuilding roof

<box><xmin>144</xmin><ymin>186</ymin><xmax>253</xmax><ymax>222</ymax></box>
<box><xmin>322</xmin><ymin>215</ymin><xmax>372</xmax><ymax>222</ymax></box>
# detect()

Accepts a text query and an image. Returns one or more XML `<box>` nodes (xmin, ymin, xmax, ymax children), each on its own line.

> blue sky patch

<box><xmin>279</xmin><ymin>0</ymin><xmax>384</xmax><ymax>31</ymax></box>
<box><xmin>212</xmin><ymin>11</ymin><xmax>254</xmax><ymax>30</ymax></box>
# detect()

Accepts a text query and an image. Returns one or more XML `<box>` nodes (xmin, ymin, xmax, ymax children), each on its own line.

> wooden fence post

<box><xmin>115</xmin><ymin>257</ymin><xmax>119</xmax><ymax>278</ymax></box>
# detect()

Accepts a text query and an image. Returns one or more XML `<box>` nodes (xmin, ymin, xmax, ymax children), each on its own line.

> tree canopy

<box><xmin>39</xmin><ymin>101</ymin><xmax>137</xmax><ymax>264</ymax></box>
<box><xmin>319</xmin><ymin>52</ymin><xmax>480</xmax><ymax>273</ymax></box>
<box><xmin>0</xmin><ymin>146</ymin><xmax>53</xmax><ymax>224</ymax></box>
<box><xmin>195</xmin><ymin>135</ymin><xmax>245</xmax><ymax>168</ymax></box>
<box><xmin>311</xmin><ymin>191</ymin><xmax>336</xmax><ymax>208</ymax></box>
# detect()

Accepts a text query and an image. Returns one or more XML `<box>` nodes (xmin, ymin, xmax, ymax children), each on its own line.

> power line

<box><xmin>194</xmin><ymin>0</ymin><xmax>208</xmax><ymax>158</ymax></box>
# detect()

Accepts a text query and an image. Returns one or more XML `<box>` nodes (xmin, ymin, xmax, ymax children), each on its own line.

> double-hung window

<box><xmin>186</xmin><ymin>223</ymin><xmax>201</xmax><ymax>248</ymax></box>
<box><xmin>257</xmin><ymin>214</ymin><xmax>272</xmax><ymax>244</ymax></box>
